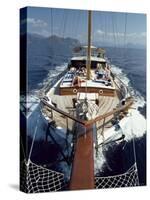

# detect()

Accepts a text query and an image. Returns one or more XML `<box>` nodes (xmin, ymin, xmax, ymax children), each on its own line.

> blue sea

<box><xmin>27</xmin><ymin>42</ymin><xmax>146</xmax><ymax>186</ymax></box>
<box><xmin>103</xmin><ymin>47</ymin><xmax>146</xmax><ymax>185</ymax></box>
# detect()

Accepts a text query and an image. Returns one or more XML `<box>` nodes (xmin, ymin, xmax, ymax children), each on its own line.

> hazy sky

<box><xmin>23</xmin><ymin>6</ymin><xmax>146</xmax><ymax>46</ymax></box>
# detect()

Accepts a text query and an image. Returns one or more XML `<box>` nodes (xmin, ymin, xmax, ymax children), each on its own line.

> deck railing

<box><xmin>111</xmin><ymin>71</ymin><xmax>132</xmax><ymax>98</ymax></box>
<box><xmin>41</xmin><ymin>96</ymin><xmax>133</xmax><ymax>128</ymax></box>
<box><xmin>41</xmin><ymin>93</ymin><xmax>134</xmax><ymax>190</ymax></box>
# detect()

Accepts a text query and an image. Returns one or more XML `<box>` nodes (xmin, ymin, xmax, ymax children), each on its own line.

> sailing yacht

<box><xmin>40</xmin><ymin>10</ymin><xmax>134</xmax><ymax>189</ymax></box>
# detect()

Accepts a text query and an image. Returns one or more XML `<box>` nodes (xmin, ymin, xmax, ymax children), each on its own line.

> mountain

<box><xmin>20</xmin><ymin>33</ymin><xmax>80</xmax><ymax>91</ymax></box>
<box><xmin>125</xmin><ymin>43</ymin><xmax>146</xmax><ymax>49</ymax></box>
<box><xmin>25</xmin><ymin>33</ymin><xmax>80</xmax><ymax>70</ymax></box>
<box><xmin>92</xmin><ymin>41</ymin><xmax>146</xmax><ymax>50</ymax></box>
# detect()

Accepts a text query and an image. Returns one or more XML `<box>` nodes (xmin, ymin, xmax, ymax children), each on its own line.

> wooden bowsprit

<box><xmin>69</xmin><ymin>124</ymin><xmax>95</xmax><ymax>190</ymax></box>
<box><xmin>41</xmin><ymin>96</ymin><xmax>133</xmax><ymax>190</ymax></box>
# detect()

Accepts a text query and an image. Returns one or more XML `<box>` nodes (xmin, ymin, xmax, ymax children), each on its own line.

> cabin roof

<box><xmin>71</xmin><ymin>56</ymin><xmax>106</xmax><ymax>63</ymax></box>
<box><xmin>82</xmin><ymin>45</ymin><xmax>97</xmax><ymax>49</ymax></box>
<box><xmin>60</xmin><ymin>79</ymin><xmax>115</xmax><ymax>89</ymax></box>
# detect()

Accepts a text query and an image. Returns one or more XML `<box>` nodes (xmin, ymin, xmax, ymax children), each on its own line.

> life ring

<box><xmin>73</xmin><ymin>88</ymin><xmax>78</xmax><ymax>94</ymax></box>
<box><xmin>99</xmin><ymin>89</ymin><xmax>103</xmax><ymax>95</ymax></box>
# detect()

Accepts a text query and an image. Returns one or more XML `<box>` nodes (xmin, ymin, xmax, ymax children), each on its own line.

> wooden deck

<box><xmin>42</xmin><ymin>83</ymin><xmax>133</xmax><ymax>190</ymax></box>
<box><xmin>47</xmin><ymin>89</ymin><xmax>120</xmax><ymax>118</ymax></box>
<box><xmin>44</xmin><ymin>84</ymin><xmax>120</xmax><ymax>131</ymax></box>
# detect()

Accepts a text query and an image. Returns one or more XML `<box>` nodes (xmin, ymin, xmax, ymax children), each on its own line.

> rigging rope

<box><xmin>27</xmin><ymin>114</ymin><xmax>40</xmax><ymax>165</ymax></box>
<box><xmin>124</xmin><ymin>13</ymin><xmax>127</xmax><ymax>50</ymax></box>
<box><xmin>130</xmin><ymin>112</ymin><xmax>140</xmax><ymax>185</ymax></box>
<box><xmin>62</xmin><ymin>12</ymin><xmax>67</xmax><ymax>38</ymax></box>
<box><xmin>50</xmin><ymin>8</ymin><xmax>53</xmax><ymax>37</ymax></box>
<box><xmin>20</xmin><ymin>134</ymin><xmax>26</xmax><ymax>161</ymax></box>
<box><xmin>104</xmin><ymin>14</ymin><xmax>107</xmax><ymax>45</ymax></box>
<box><xmin>111</xmin><ymin>13</ymin><xmax>117</xmax><ymax>49</ymax></box>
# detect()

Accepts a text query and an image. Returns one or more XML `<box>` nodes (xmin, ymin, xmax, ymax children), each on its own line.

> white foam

<box><xmin>27</xmin><ymin>63</ymin><xmax>68</xmax><ymax>114</ymax></box>
<box><xmin>111</xmin><ymin>64</ymin><xmax>146</xmax><ymax>139</ymax></box>
<box><xmin>55</xmin><ymin>63</ymin><xmax>68</xmax><ymax>72</ymax></box>
<box><xmin>111</xmin><ymin>64</ymin><xmax>129</xmax><ymax>85</ymax></box>
<box><xmin>133</xmin><ymin>91</ymin><xmax>146</xmax><ymax>109</ymax></box>
<box><xmin>37</xmin><ymin>63</ymin><xmax>68</xmax><ymax>89</ymax></box>
<box><xmin>94</xmin><ymin>109</ymin><xmax>146</xmax><ymax>172</ymax></box>
<box><xmin>94</xmin><ymin>64</ymin><xmax>146</xmax><ymax>172</ymax></box>
<box><xmin>121</xmin><ymin>109</ymin><xmax>146</xmax><ymax>141</ymax></box>
<box><xmin>27</xmin><ymin>62</ymin><xmax>146</xmax><ymax>173</ymax></box>
<box><xmin>94</xmin><ymin>146</ymin><xmax>106</xmax><ymax>174</ymax></box>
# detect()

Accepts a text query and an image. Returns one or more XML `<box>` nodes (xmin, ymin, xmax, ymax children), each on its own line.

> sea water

<box><xmin>26</xmin><ymin>45</ymin><xmax>146</xmax><ymax>185</ymax></box>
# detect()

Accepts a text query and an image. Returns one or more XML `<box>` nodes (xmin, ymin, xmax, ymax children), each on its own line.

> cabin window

<box><xmin>71</xmin><ymin>60</ymin><xmax>86</xmax><ymax>69</ymax></box>
<box><xmin>71</xmin><ymin>60</ymin><xmax>106</xmax><ymax>69</ymax></box>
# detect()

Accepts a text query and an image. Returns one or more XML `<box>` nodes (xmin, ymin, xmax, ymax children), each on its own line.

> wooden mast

<box><xmin>69</xmin><ymin>10</ymin><xmax>95</xmax><ymax>190</ymax></box>
<box><xmin>87</xmin><ymin>10</ymin><xmax>92</xmax><ymax>80</ymax></box>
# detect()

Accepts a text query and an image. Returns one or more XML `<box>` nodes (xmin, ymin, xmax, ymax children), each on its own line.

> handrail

<box><xmin>85</xmin><ymin>98</ymin><xmax>134</xmax><ymax>126</ymax></box>
<box><xmin>41</xmin><ymin>99</ymin><xmax>85</xmax><ymax>125</ymax></box>
<box><xmin>41</xmin><ymin>97</ymin><xmax>134</xmax><ymax>127</ymax></box>
<box><xmin>113</xmin><ymin>79</ymin><xmax>124</xmax><ymax>98</ymax></box>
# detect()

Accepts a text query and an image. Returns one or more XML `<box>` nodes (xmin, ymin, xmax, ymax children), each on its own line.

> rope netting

<box><xmin>95</xmin><ymin>163</ymin><xmax>139</xmax><ymax>189</ymax></box>
<box><xmin>20</xmin><ymin>159</ymin><xmax>65</xmax><ymax>193</ymax></box>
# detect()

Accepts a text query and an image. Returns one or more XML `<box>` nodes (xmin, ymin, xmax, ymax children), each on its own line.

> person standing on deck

<box><xmin>105</xmin><ymin>64</ymin><xmax>111</xmax><ymax>80</ymax></box>
<box><xmin>73</xmin><ymin>76</ymin><xmax>81</xmax><ymax>87</ymax></box>
<box><xmin>96</xmin><ymin>63</ymin><xmax>105</xmax><ymax>79</ymax></box>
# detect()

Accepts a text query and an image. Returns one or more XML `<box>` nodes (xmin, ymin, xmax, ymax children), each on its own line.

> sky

<box><xmin>21</xmin><ymin>6</ymin><xmax>146</xmax><ymax>47</ymax></box>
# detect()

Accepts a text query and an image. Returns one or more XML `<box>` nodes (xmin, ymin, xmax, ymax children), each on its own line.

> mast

<box><xmin>69</xmin><ymin>10</ymin><xmax>95</xmax><ymax>190</ymax></box>
<box><xmin>87</xmin><ymin>10</ymin><xmax>92</xmax><ymax>80</ymax></box>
